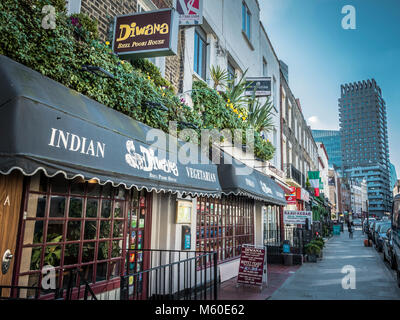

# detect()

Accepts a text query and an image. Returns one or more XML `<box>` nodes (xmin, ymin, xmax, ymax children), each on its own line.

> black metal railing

<box><xmin>120</xmin><ymin>249</ymin><xmax>218</xmax><ymax>301</ymax></box>
<box><xmin>264</xmin><ymin>226</ymin><xmax>313</xmax><ymax>255</ymax></box>
<box><xmin>284</xmin><ymin>164</ymin><xmax>305</xmax><ymax>187</ymax></box>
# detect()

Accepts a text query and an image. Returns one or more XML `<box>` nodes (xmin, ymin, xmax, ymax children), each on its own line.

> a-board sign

<box><xmin>237</xmin><ymin>245</ymin><xmax>266</xmax><ymax>286</ymax></box>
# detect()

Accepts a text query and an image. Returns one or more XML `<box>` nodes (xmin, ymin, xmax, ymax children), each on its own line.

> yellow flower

<box><xmin>147</xmin><ymin>76</ymin><xmax>151</xmax><ymax>80</ymax></box>
<box><xmin>162</xmin><ymin>92</ymin><xmax>165</xmax><ymax>97</ymax></box>
<box><xmin>243</xmin><ymin>117</ymin><xmax>247</xmax><ymax>121</ymax></box>
<box><xmin>105</xmin><ymin>41</ymin><xmax>110</xmax><ymax>45</ymax></box>
<box><xmin>121</xmin><ymin>60</ymin><xmax>125</xmax><ymax>64</ymax></box>
<box><xmin>227</xmin><ymin>99</ymin><xmax>230</xmax><ymax>103</ymax></box>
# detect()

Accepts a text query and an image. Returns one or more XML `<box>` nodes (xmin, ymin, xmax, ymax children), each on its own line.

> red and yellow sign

<box><xmin>285</xmin><ymin>186</ymin><xmax>296</xmax><ymax>205</ymax></box>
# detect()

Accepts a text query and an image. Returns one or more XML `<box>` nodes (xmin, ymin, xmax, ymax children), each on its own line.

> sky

<box><xmin>259</xmin><ymin>0</ymin><xmax>400</xmax><ymax>176</ymax></box>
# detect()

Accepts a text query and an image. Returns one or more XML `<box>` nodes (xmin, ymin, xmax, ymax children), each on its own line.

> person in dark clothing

<box><xmin>347</xmin><ymin>220</ymin><xmax>353</xmax><ymax>238</ymax></box>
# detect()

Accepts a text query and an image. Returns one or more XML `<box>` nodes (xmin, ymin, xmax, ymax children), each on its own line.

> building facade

<box><xmin>312</xmin><ymin>130</ymin><xmax>342</xmax><ymax>171</ymax></box>
<box><xmin>281</xmin><ymin>72</ymin><xmax>318</xmax><ymax>211</ymax></box>
<box><xmin>316</xmin><ymin>142</ymin><xmax>329</xmax><ymax>200</ymax></box>
<box><xmin>339</xmin><ymin>79</ymin><xmax>391</xmax><ymax>216</ymax></box>
<box><xmin>390</xmin><ymin>162</ymin><xmax>398</xmax><ymax>191</ymax></box>
<box><xmin>328</xmin><ymin>169</ymin><xmax>339</xmax><ymax>219</ymax></box>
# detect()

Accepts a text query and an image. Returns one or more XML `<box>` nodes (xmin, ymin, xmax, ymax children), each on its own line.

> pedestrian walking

<box><xmin>347</xmin><ymin>220</ymin><xmax>353</xmax><ymax>239</ymax></box>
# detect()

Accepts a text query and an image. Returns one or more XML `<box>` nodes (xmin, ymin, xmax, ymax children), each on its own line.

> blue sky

<box><xmin>259</xmin><ymin>0</ymin><xmax>400</xmax><ymax>176</ymax></box>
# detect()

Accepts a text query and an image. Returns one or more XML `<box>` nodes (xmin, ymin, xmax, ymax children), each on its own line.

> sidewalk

<box><xmin>269</xmin><ymin>229</ymin><xmax>400</xmax><ymax>300</ymax></box>
<box><xmin>217</xmin><ymin>263</ymin><xmax>300</xmax><ymax>300</ymax></box>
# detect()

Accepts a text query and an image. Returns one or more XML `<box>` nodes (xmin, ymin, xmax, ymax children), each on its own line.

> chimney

<box><xmin>296</xmin><ymin>98</ymin><xmax>302</xmax><ymax>112</ymax></box>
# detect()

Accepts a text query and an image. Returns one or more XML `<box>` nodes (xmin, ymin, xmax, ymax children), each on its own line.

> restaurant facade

<box><xmin>0</xmin><ymin>56</ymin><xmax>286</xmax><ymax>299</ymax></box>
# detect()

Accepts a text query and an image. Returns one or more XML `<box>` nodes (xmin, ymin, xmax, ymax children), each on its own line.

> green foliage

<box><xmin>131</xmin><ymin>58</ymin><xmax>175</xmax><ymax>92</ymax></box>
<box><xmin>69</xmin><ymin>12</ymin><xmax>99</xmax><ymax>39</ymax></box>
<box><xmin>305</xmin><ymin>242</ymin><xmax>321</xmax><ymax>256</ymax></box>
<box><xmin>31</xmin><ymin>234</ymin><xmax>62</xmax><ymax>270</ymax></box>
<box><xmin>191</xmin><ymin>81</ymin><xmax>275</xmax><ymax>161</ymax></box>
<box><xmin>311</xmin><ymin>238</ymin><xmax>325</xmax><ymax>249</ymax></box>
<box><xmin>247</xmin><ymin>93</ymin><xmax>275</xmax><ymax>133</ymax></box>
<box><xmin>225</xmin><ymin>70</ymin><xmax>252</xmax><ymax>109</ymax></box>
<box><xmin>210</xmin><ymin>65</ymin><xmax>229</xmax><ymax>90</ymax></box>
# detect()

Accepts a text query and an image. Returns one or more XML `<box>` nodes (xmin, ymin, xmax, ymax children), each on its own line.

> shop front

<box><xmin>0</xmin><ymin>56</ymin><xmax>222</xmax><ymax>299</ymax></box>
<box><xmin>204</xmin><ymin>152</ymin><xmax>287</xmax><ymax>281</ymax></box>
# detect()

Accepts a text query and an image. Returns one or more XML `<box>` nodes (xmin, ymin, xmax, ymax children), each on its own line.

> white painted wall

<box><xmin>317</xmin><ymin>143</ymin><xmax>329</xmax><ymax>197</ymax></box>
<box><xmin>181</xmin><ymin>0</ymin><xmax>281</xmax><ymax>170</ymax></box>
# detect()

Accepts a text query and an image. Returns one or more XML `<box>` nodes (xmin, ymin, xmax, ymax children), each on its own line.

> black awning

<box><xmin>217</xmin><ymin>151</ymin><xmax>287</xmax><ymax>205</ymax></box>
<box><xmin>0</xmin><ymin>55</ymin><xmax>221</xmax><ymax>197</ymax></box>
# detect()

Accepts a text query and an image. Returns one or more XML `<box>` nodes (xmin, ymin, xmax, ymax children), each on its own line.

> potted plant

<box><xmin>305</xmin><ymin>243</ymin><xmax>321</xmax><ymax>262</ymax></box>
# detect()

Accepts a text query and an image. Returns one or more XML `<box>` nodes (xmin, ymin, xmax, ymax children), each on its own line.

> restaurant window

<box><xmin>196</xmin><ymin>196</ymin><xmax>254</xmax><ymax>263</ymax></box>
<box><xmin>16</xmin><ymin>172</ymin><xmax>150</xmax><ymax>297</ymax></box>
<box><xmin>263</xmin><ymin>59</ymin><xmax>268</xmax><ymax>77</ymax></box>
<box><xmin>194</xmin><ymin>29</ymin><xmax>207</xmax><ymax>80</ymax></box>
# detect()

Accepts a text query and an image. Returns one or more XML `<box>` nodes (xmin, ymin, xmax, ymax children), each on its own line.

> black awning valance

<box><xmin>0</xmin><ymin>55</ymin><xmax>221</xmax><ymax>197</ymax></box>
<box><xmin>217</xmin><ymin>152</ymin><xmax>287</xmax><ymax>205</ymax></box>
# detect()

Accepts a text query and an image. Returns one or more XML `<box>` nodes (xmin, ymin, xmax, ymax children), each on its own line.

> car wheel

<box><xmin>397</xmin><ymin>270</ymin><xmax>400</xmax><ymax>288</ymax></box>
<box><xmin>392</xmin><ymin>257</ymin><xmax>398</xmax><ymax>271</ymax></box>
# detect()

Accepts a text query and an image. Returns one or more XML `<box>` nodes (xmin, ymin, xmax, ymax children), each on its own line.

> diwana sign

<box><xmin>237</xmin><ymin>245</ymin><xmax>266</xmax><ymax>287</ymax></box>
<box><xmin>112</xmin><ymin>9</ymin><xmax>179</xmax><ymax>59</ymax></box>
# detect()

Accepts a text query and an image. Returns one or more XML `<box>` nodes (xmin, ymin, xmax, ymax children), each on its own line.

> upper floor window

<box><xmin>194</xmin><ymin>29</ymin><xmax>207</xmax><ymax>80</ymax></box>
<box><xmin>227</xmin><ymin>61</ymin><xmax>236</xmax><ymax>85</ymax></box>
<box><xmin>242</xmin><ymin>2</ymin><xmax>251</xmax><ymax>41</ymax></box>
<box><xmin>262</xmin><ymin>58</ymin><xmax>268</xmax><ymax>77</ymax></box>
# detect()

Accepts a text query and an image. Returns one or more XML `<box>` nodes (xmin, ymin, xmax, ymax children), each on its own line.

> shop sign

<box><xmin>244</xmin><ymin>77</ymin><xmax>272</xmax><ymax>97</ymax></box>
<box><xmin>285</xmin><ymin>186</ymin><xmax>296</xmax><ymax>205</ymax></box>
<box><xmin>237</xmin><ymin>245</ymin><xmax>267</xmax><ymax>287</ymax></box>
<box><xmin>296</xmin><ymin>187</ymin><xmax>310</xmax><ymax>202</ymax></box>
<box><xmin>175</xmin><ymin>0</ymin><xmax>203</xmax><ymax>25</ymax></box>
<box><xmin>176</xmin><ymin>200</ymin><xmax>192</xmax><ymax>224</ymax></box>
<box><xmin>112</xmin><ymin>8</ymin><xmax>179</xmax><ymax>59</ymax></box>
<box><xmin>283</xmin><ymin>210</ymin><xmax>312</xmax><ymax>225</ymax></box>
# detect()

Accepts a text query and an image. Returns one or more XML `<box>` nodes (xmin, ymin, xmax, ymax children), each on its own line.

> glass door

<box><xmin>126</xmin><ymin>189</ymin><xmax>151</xmax><ymax>299</ymax></box>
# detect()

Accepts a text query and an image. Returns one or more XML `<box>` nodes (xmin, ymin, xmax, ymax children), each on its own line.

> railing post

<box><xmin>213</xmin><ymin>252</ymin><xmax>218</xmax><ymax>300</ymax></box>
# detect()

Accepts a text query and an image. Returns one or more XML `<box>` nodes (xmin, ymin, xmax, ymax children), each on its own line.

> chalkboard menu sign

<box><xmin>237</xmin><ymin>245</ymin><xmax>267</xmax><ymax>287</ymax></box>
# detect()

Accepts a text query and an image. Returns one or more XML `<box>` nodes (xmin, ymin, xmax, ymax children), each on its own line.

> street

<box><xmin>270</xmin><ymin>228</ymin><xmax>400</xmax><ymax>300</ymax></box>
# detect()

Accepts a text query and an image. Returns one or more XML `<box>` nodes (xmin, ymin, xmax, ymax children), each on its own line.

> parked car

<box><xmin>353</xmin><ymin>218</ymin><xmax>362</xmax><ymax>227</ymax></box>
<box><xmin>373</xmin><ymin>221</ymin><xmax>387</xmax><ymax>245</ymax></box>
<box><xmin>367</xmin><ymin>220</ymin><xmax>376</xmax><ymax>241</ymax></box>
<box><xmin>363</xmin><ymin>218</ymin><xmax>374</xmax><ymax>233</ymax></box>
<box><xmin>391</xmin><ymin>194</ymin><xmax>400</xmax><ymax>287</ymax></box>
<box><xmin>383</xmin><ymin>228</ymin><xmax>397</xmax><ymax>270</ymax></box>
<box><xmin>375</xmin><ymin>222</ymin><xmax>391</xmax><ymax>252</ymax></box>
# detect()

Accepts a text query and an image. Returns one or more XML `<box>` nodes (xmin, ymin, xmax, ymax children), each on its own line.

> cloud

<box><xmin>308</xmin><ymin>116</ymin><xmax>320</xmax><ymax>125</ymax></box>
<box><xmin>307</xmin><ymin>115</ymin><xmax>339</xmax><ymax>131</ymax></box>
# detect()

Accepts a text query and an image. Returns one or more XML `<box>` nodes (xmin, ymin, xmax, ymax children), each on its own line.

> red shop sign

<box><xmin>237</xmin><ymin>245</ymin><xmax>266</xmax><ymax>287</ymax></box>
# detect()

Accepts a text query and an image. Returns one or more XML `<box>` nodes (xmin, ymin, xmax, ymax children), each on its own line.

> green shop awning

<box><xmin>0</xmin><ymin>55</ymin><xmax>222</xmax><ymax>197</ymax></box>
